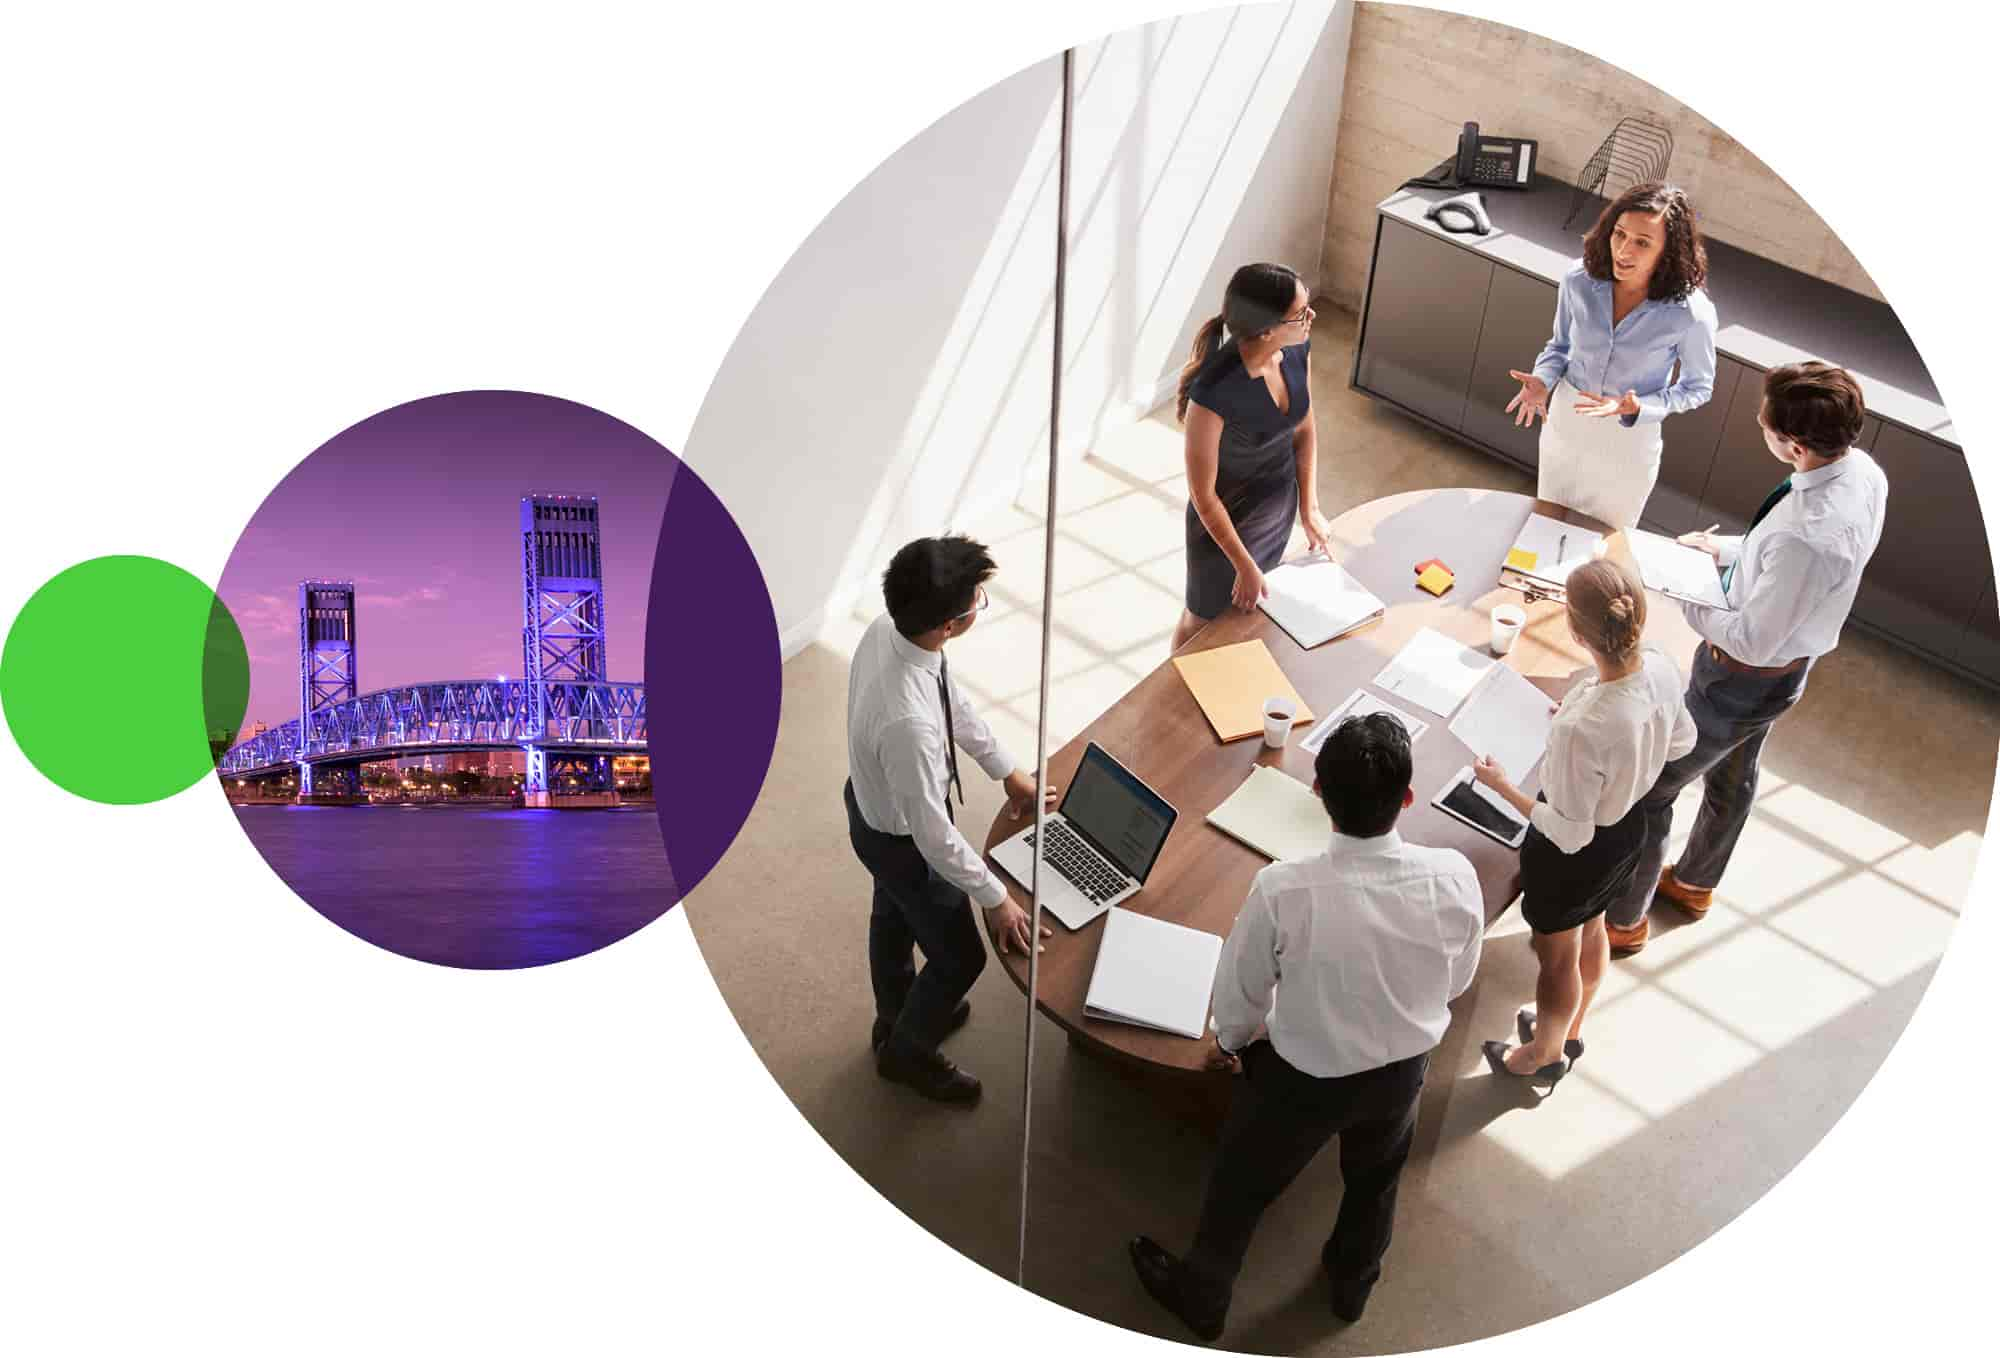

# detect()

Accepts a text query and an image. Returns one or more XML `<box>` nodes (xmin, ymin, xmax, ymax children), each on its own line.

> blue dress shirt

<box><xmin>1532</xmin><ymin>262</ymin><xmax>1719</xmax><ymax>427</ymax></box>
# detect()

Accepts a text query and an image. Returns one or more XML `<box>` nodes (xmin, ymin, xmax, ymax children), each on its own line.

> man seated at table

<box><xmin>1128</xmin><ymin>713</ymin><xmax>1484</xmax><ymax>1341</ymax></box>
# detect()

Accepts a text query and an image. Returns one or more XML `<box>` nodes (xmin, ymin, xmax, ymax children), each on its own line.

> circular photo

<box><xmin>213</xmin><ymin>390</ymin><xmax>779</xmax><ymax>969</ymax></box>
<box><xmin>677</xmin><ymin>3</ymin><xmax>1985</xmax><ymax>1353</ymax></box>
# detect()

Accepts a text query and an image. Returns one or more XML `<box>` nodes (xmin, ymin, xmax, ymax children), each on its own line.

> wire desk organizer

<box><xmin>1563</xmin><ymin>116</ymin><xmax>1674</xmax><ymax>229</ymax></box>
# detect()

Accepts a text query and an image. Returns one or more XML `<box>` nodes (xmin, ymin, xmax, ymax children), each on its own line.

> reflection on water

<box><xmin>234</xmin><ymin>804</ymin><xmax>676</xmax><ymax>969</ymax></box>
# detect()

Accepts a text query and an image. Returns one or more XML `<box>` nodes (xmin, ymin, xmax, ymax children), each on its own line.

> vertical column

<box><xmin>520</xmin><ymin>494</ymin><xmax>611</xmax><ymax>806</ymax></box>
<box><xmin>297</xmin><ymin>580</ymin><xmax>358</xmax><ymax>800</ymax></box>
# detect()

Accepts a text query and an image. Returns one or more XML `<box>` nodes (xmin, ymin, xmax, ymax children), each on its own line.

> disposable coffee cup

<box><xmin>1262</xmin><ymin>697</ymin><xmax>1296</xmax><ymax>749</ymax></box>
<box><xmin>1491</xmin><ymin>604</ymin><xmax>1526</xmax><ymax>655</ymax></box>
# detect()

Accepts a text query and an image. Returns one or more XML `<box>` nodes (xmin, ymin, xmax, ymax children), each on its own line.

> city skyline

<box><xmin>216</xmin><ymin>392</ymin><xmax>676</xmax><ymax>738</ymax></box>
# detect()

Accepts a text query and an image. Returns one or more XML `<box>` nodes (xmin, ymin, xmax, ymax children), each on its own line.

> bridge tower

<box><xmin>520</xmin><ymin>494</ymin><xmax>615</xmax><ymax>804</ymax></box>
<box><xmin>298</xmin><ymin>580</ymin><xmax>359</xmax><ymax>798</ymax></box>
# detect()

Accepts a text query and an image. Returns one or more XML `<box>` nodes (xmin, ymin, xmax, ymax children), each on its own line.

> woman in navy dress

<box><xmin>1172</xmin><ymin>262</ymin><xmax>1327</xmax><ymax>652</ymax></box>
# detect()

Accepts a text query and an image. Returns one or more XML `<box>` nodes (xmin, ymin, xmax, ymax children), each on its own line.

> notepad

<box><xmin>1370</xmin><ymin>628</ymin><xmax>1494</xmax><ymax>717</ymax></box>
<box><xmin>1506</xmin><ymin>513</ymin><xmax>1602</xmax><ymax>590</ymax></box>
<box><xmin>1205</xmin><ymin>765</ymin><xmax>1329</xmax><ymax>863</ymax></box>
<box><xmin>1172</xmin><ymin>639</ymin><xmax>1314</xmax><ymax>743</ymax></box>
<box><xmin>1300</xmin><ymin>689</ymin><xmax>1431</xmax><ymax>755</ymax></box>
<box><xmin>1447</xmin><ymin>662</ymin><xmax>1554</xmax><ymax>784</ymax></box>
<box><xmin>1084</xmin><ymin>907</ymin><xmax>1226</xmax><ymax>1041</ymax></box>
<box><xmin>1259</xmin><ymin>555</ymin><xmax>1386</xmax><ymax>649</ymax></box>
<box><xmin>1627</xmin><ymin>528</ymin><xmax>1733</xmax><ymax>609</ymax></box>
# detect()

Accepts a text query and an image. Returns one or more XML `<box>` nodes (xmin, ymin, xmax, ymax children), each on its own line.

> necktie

<box><xmin>938</xmin><ymin>653</ymin><xmax>963</xmax><ymax>812</ymax></box>
<box><xmin>1724</xmin><ymin>477</ymin><xmax>1793</xmax><ymax>594</ymax></box>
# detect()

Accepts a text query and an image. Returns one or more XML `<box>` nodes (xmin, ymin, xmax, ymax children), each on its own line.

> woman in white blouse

<box><xmin>1471</xmin><ymin>559</ymin><xmax>1696</xmax><ymax>1088</ymax></box>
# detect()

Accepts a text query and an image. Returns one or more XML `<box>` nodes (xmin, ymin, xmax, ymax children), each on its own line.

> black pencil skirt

<box><xmin>1518</xmin><ymin>793</ymin><xmax>1648</xmax><ymax>935</ymax></box>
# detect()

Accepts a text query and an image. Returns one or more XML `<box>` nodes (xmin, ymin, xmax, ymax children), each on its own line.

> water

<box><xmin>233</xmin><ymin>804</ymin><xmax>677</xmax><ymax>969</ymax></box>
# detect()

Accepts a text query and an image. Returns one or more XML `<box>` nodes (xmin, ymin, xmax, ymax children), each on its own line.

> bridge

<box><xmin>219</xmin><ymin>493</ymin><xmax>646</xmax><ymax>807</ymax></box>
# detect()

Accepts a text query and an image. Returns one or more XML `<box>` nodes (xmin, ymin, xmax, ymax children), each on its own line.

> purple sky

<box><xmin>218</xmin><ymin>391</ymin><xmax>675</xmax><ymax>736</ymax></box>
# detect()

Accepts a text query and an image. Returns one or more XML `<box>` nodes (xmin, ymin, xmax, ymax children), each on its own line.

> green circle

<box><xmin>1</xmin><ymin>556</ymin><xmax>250</xmax><ymax>805</ymax></box>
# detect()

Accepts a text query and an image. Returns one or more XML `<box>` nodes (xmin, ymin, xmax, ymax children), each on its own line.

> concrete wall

<box><xmin>686</xmin><ymin>2</ymin><xmax>1354</xmax><ymax>657</ymax></box>
<box><xmin>1319</xmin><ymin>2</ymin><xmax>1883</xmax><ymax>311</ymax></box>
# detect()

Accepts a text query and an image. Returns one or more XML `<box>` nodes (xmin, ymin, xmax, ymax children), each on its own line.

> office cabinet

<box><xmin>1460</xmin><ymin>266</ymin><xmax>1559</xmax><ymax>471</ymax></box>
<box><xmin>1355</xmin><ymin>219</ymin><xmax>1493</xmax><ymax>433</ymax></box>
<box><xmin>1642</xmin><ymin>360</ymin><xmax>1741</xmax><ymax>537</ymax></box>
<box><xmin>1954</xmin><ymin>576</ymin><xmax>2000</xmax><ymax>679</ymax></box>
<box><xmin>1851</xmin><ymin>424</ymin><xmax>1991</xmax><ymax>661</ymax></box>
<box><xmin>1691</xmin><ymin>358</ymin><xmax>1782</xmax><ymax>536</ymax></box>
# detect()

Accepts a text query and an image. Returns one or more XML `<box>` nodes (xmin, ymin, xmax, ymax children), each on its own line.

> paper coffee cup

<box><xmin>1262</xmin><ymin>697</ymin><xmax>1296</xmax><ymax>748</ymax></box>
<box><xmin>1490</xmin><ymin>604</ymin><xmax>1526</xmax><ymax>655</ymax></box>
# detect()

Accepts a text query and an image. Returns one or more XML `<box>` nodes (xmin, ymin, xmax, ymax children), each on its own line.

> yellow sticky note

<box><xmin>1506</xmin><ymin>547</ymin><xmax>1538</xmax><ymax>572</ymax></box>
<box><xmin>1417</xmin><ymin>564</ymin><xmax>1454</xmax><ymax>596</ymax></box>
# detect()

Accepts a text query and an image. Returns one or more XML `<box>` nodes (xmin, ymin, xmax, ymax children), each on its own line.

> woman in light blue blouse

<box><xmin>1505</xmin><ymin>181</ymin><xmax>1717</xmax><ymax>528</ymax></box>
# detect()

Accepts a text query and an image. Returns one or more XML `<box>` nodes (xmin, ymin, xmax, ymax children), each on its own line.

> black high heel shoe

<box><xmin>1481</xmin><ymin>1039</ymin><xmax>1570</xmax><ymax>1090</ymax></box>
<box><xmin>1517</xmin><ymin>1007</ymin><xmax>1585</xmax><ymax>1064</ymax></box>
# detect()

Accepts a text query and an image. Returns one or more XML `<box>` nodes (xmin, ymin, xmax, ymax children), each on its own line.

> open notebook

<box><xmin>1206</xmin><ymin>764</ymin><xmax>1328</xmax><ymax>863</ymax></box>
<box><xmin>1084</xmin><ymin>907</ymin><xmax>1225</xmax><ymax>1041</ymax></box>
<box><xmin>1259</xmin><ymin>554</ymin><xmax>1385</xmax><ymax>649</ymax></box>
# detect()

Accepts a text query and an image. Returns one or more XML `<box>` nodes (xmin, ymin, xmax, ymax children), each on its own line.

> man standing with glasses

<box><xmin>845</xmin><ymin>534</ymin><xmax>1056</xmax><ymax>1103</ymax></box>
<box><xmin>1604</xmin><ymin>362</ymin><xmax>1888</xmax><ymax>954</ymax></box>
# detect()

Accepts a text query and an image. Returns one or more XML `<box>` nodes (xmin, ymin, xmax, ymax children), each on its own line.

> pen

<box><xmin>1556</xmin><ymin>534</ymin><xmax>1567</xmax><ymax>563</ymax></box>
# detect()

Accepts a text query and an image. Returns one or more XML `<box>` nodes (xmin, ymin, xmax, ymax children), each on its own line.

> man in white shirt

<box><xmin>846</xmin><ymin>534</ymin><xmax>1054</xmax><ymax>1104</ymax></box>
<box><xmin>1129</xmin><ymin>714</ymin><xmax>1484</xmax><ymax>1340</ymax></box>
<box><xmin>1606</xmin><ymin>362</ymin><xmax>1889</xmax><ymax>953</ymax></box>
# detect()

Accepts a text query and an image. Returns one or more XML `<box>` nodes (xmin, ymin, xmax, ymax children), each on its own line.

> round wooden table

<box><xmin>982</xmin><ymin>489</ymin><xmax>1703</xmax><ymax>1091</ymax></box>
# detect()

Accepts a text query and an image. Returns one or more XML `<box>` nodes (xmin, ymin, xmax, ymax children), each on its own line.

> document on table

<box><xmin>1206</xmin><ymin>765</ymin><xmax>1328</xmax><ymax>863</ymax></box>
<box><xmin>1447</xmin><ymin>662</ymin><xmax>1554</xmax><ymax>783</ymax></box>
<box><xmin>1627</xmin><ymin>528</ymin><xmax>1733</xmax><ymax>609</ymax></box>
<box><xmin>1505</xmin><ymin>512</ymin><xmax>1602</xmax><ymax>590</ymax></box>
<box><xmin>1258</xmin><ymin>554</ymin><xmax>1385</xmax><ymax>649</ymax></box>
<box><xmin>1084</xmin><ymin>907</ymin><xmax>1225</xmax><ymax>1041</ymax></box>
<box><xmin>1370</xmin><ymin>627</ymin><xmax>1494</xmax><ymax>717</ymax></box>
<box><xmin>1300</xmin><ymin>688</ymin><xmax>1431</xmax><ymax>755</ymax></box>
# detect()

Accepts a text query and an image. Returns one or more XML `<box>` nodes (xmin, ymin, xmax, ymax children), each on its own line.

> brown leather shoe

<box><xmin>1656</xmin><ymin>866</ymin><xmax>1714</xmax><ymax>918</ymax></box>
<box><xmin>1606</xmin><ymin>916</ymin><xmax>1649</xmax><ymax>956</ymax></box>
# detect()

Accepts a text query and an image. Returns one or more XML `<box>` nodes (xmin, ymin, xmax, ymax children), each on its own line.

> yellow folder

<box><xmin>1171</xmin><ymin>639</ymin><xmax>1315</xmax><ymax>743</ymax></box>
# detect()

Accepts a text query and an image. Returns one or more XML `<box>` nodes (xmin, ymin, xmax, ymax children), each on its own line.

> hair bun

<box><xmin>1608</xmin><ymin>595</ymin><xmax>1633</xmax><ymax>621</ymax></box>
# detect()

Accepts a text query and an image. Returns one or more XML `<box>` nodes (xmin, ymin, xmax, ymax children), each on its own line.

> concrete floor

<box><xmin>683</xmin><ymin>308</ymin><xmax>1995</xmax><ymax>1354</ymax></box>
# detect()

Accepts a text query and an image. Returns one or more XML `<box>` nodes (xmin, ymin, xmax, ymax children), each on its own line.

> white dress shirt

<box><xmin>1210</xmin><ymin>830</ymin><xmax>1485</xmax><ymax>1079</ymax></box>
<box><xmin>847</xmin><ymin>612</ymin><xmax>1018</xmax><ymax>909</ymax></box>
<box><xmin>1530</xmin><ymin>647</ymin><xmax>1698</xmax><ymax>855</ymax></box>
<box><xmin>1683</xmin><ymin>449</ymin><xmax>1889</xmax><ymax>667</ymax></box>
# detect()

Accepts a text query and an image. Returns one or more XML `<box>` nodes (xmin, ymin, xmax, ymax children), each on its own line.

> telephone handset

<box><xmin>1408</xmin><ymin>121</ymin><xmax>1537</xmax><ymax>191</ymax></box>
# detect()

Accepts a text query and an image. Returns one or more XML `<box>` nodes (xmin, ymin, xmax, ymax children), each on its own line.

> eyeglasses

<box><xmin>951</xmin><ymin>585</ymin><xmax>990</xmax><ymax>623</ymax></box>
<box><xmin>1280</xmin><ymin>304</ymin><xmax>1315</xmax><ymax>330</ymax></box>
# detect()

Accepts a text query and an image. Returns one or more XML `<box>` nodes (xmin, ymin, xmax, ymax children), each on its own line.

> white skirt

<box><xmin>1535</xmin><ymin>377</ymin><xmax>1664</xmax><ymax>529</ymax></box>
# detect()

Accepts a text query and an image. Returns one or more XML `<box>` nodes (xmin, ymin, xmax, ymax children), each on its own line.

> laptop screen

<box><xmin>1060</xmin><ymin>743</ymin><xmax>1178</xmax><ymax>882</ymax></box>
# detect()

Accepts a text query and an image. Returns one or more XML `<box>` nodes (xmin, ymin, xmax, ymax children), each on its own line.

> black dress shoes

<box><xmin>1319</xmin><ymin>1244</ymin><xmax>1372</xmax><ymax>1324</ymax></box>
<box><xmin>871</xmin><ymin>999</ymin><xmax>971</xmax><ymax>1055</ymax></box>
<box><xmin>875</xmin><ymin>1041</ymin><xmax>981</xmax><ymax>1104</ymax></box>
<box><xmin>1128</xmin><ymin>1236</ymin><xmax>1225</xmax><ymax>1343</ymax></box>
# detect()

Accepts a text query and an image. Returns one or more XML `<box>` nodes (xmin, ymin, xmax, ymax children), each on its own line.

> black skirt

<box><xmin>1518</xmin><ymin>792</ymin><xmax>1648</xmax><ymax>935</ymax></box>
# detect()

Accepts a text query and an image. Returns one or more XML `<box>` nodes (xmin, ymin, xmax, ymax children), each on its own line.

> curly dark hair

<box><xmin>1581</xmin><ymin>181</ymin><xmax>1707</xmax><ymax>302</ymax></box>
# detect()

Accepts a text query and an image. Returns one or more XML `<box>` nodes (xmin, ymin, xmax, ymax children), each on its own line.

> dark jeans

<box><xmin>1607</xmin><ymin>645</ymin><xmax>1809</xmax><ymax>929</ymax></box>
<box><xmin>1182</xmin><ymin>1041</ymin><xmax>1430</xmax><ymax>1319</ymax></box>
<box><xmin>844</xmin><ymin>779</ymin><xmax>986</xmax><ymax>1054</ymax></box>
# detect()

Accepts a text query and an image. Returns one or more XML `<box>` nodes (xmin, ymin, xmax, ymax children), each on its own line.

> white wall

<box><xmin>686</xmin><ymin>1</ymin><xmax>1354</xmax><ymax>656</ymax></box>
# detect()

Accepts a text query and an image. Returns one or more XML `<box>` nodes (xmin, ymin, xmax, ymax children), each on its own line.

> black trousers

<box><xmin>1183</xmin><ymin>1040</ymin><xmax>1429</xmax><ymax>1316</ymax></box>
<box><xmin>844</xmin><ymin>779</ymin><xmax>986</xmax><ymax>1054</ymax></box>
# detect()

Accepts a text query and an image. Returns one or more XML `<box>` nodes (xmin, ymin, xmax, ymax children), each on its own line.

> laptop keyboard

<box><xmin>1023</xmin><ymin>820</ymin><xmax>1129</xmax><ymax>903</ymax></box>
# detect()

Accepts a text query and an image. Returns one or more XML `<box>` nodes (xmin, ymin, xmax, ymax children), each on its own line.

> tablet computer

<box><xmin>1431</xmin><ymin>765</ymin><xmax>1529</xmax><ymax>849</ymax></box>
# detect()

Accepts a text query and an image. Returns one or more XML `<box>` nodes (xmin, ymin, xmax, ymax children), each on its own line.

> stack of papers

<box><xmin>1205</xmin><ymin>765</ymin><xmax>1328</xmax><ymax>863</ymax></box>
<box><xmin>1627</xmin><ymin>528</ymin><xmax>1733</xmax><ymax>609</ymax></box>
<box><xmin>1370</xmin><ymin>628</ymin><xmax>1494</xmax><ymax>717</ymax></box>
<box><xmin>1505</xmin><ymin>512</ymin><xmax>1603</xmax><ymax>590</ymax></box>
<box><xmin>1259</xmin><ymin>554</ymin><xmax>1386</xmax><ymax>649</ymax></box>
<box><xmin>1172</xmin><ymin>639</ymin><xmax>1314</xmax><ymax>743</ymax></box>
<box><xmin>1300</xmin><ymin>689</ymin><xmax>1431</xmax><ymax>755</ymax></box>
<box><xmin>1447</xmin><ymin>663</ymin><xmax>1555</xmax><ymax>783</ymax></box>
<box><xmin>1084</xmin><ymin>907</ymin><xmax>1226</xmax><ymax>1041</ymax></box>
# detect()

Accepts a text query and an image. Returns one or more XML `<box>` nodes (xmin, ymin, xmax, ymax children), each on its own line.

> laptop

<box><xmin>988</xmin><ymin>742</ymin><xmax>1179</xmax><ymax>931</ymax></box>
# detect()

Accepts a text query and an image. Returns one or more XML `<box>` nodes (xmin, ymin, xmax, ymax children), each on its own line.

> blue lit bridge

<box><xmin>219</xmin><ymin>494</ymin><xmax>646</xmax><ymax>807</ymax></box>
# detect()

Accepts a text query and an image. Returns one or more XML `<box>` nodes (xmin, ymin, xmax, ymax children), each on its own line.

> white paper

<box><xmin>1300</xmin><ymin>689</ymin><xmax>1431</xmax><ymax>755</ymax></box>
<box><xmin>1258</xmin><ymin>554</ymin><xmax>1385</xmax><ymax>649</ymax></box>
<box><xmin>1084</xmin><ymin>907</ymin><xmax>1226</xmax><ymax>1041</ymax></box>
<box><xmin>1205</xmin><ymin>765</ymin><xmax>1328</xmax><ymax>862</ymax></box>
<box><xmin>1370</xmin><ymin>627</ymin><xmax>1494</xmax><ymax>717</ymax></box>
<box><xmin>1448</xmin><ymin>663</ymin><xmax>1554</xmax><ymax>783</ymax></box>
<box><xmin>1508</xmin><ymin>512</ymin><xmax>1603</xmax><ymax>588</ymax></box>
<box><xmin>1628</xmin><ymin>528</ymin><xmax>1733</xmax><ymax>609</ymax></box>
